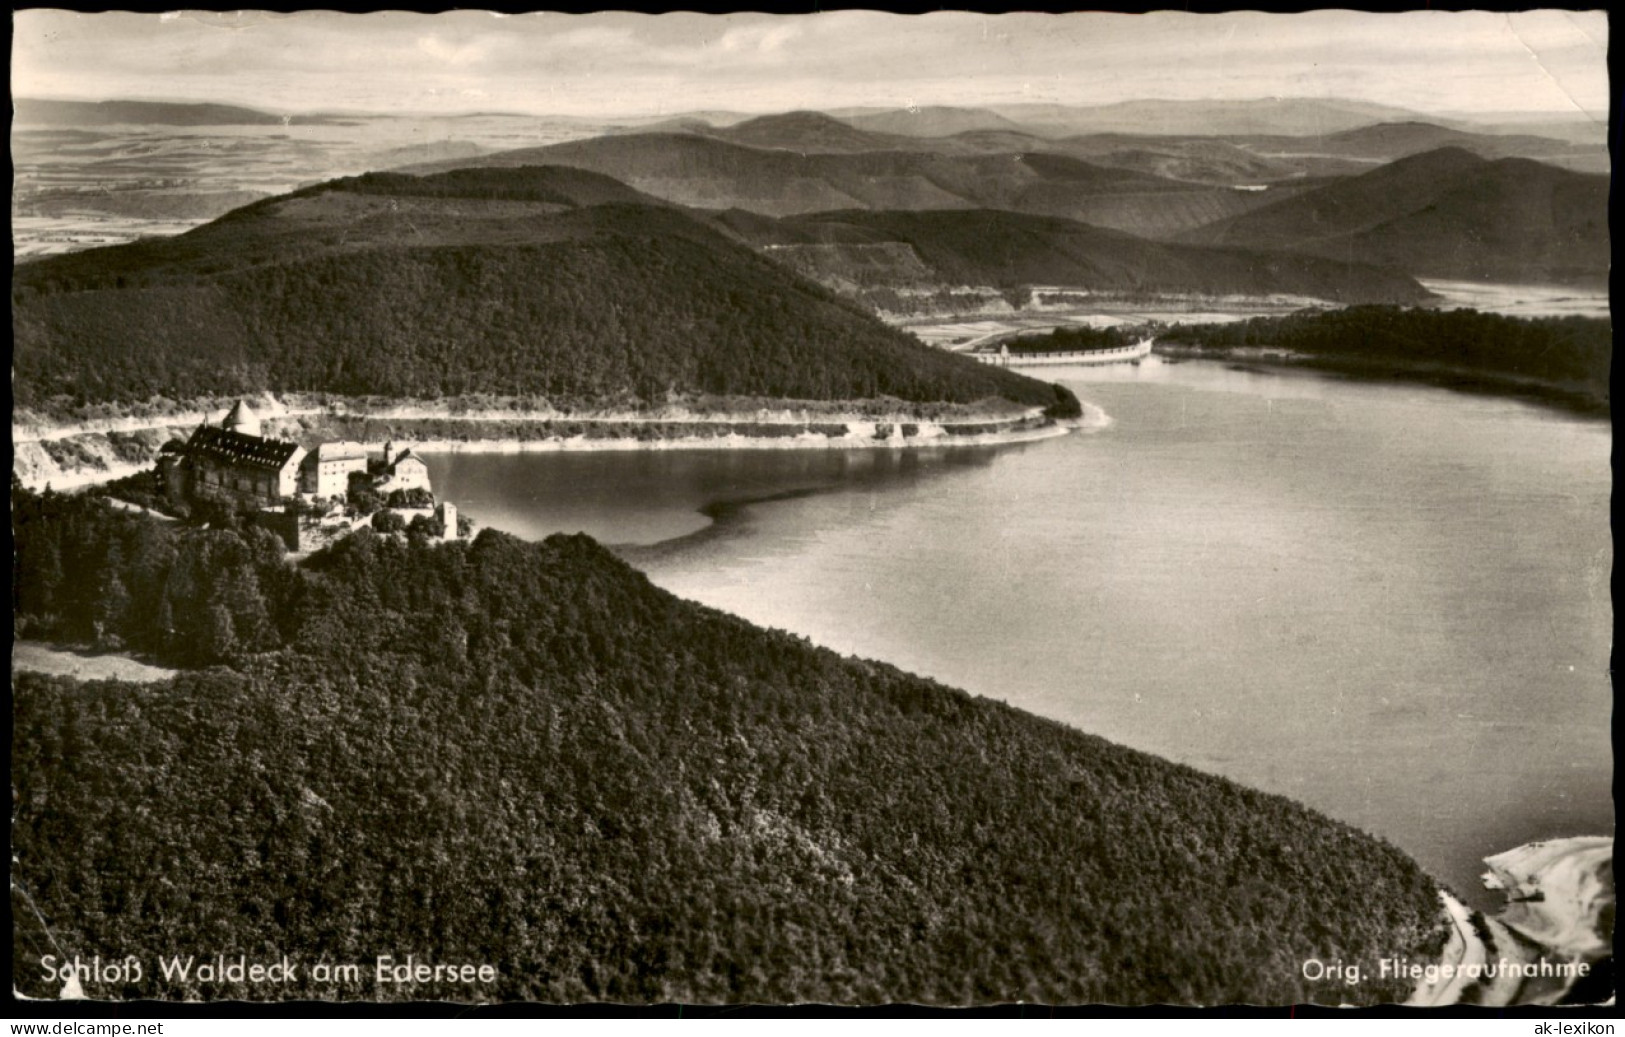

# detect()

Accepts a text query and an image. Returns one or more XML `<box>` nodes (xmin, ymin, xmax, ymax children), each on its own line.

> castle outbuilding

<box><xmin>301</xmin><ymin>441</ymin><xmax>370</xmax><ymax>498</ymax></box>
<box><xmin>375</xmin><ymin>445</ymin><xmax>431</xmax><ymax>495</ymax></box>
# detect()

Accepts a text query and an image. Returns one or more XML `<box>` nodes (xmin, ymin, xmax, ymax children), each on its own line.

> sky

<box><xmin>11</xmin><ymin>9</ymin><xmax>1611</xmax><ymax>121</ymax></box>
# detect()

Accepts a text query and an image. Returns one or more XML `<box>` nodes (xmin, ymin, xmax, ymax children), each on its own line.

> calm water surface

<box><xmin>423</xmin><ymin>359</ymin><xmax>1612</xmax><ymax>902</ymax></box>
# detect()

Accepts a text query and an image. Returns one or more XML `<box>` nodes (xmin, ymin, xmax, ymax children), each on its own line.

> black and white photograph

<box><xmin>9</xmin><ymin>8</ymin><xmax>1612</xmax><ymax>1011</ymax></box>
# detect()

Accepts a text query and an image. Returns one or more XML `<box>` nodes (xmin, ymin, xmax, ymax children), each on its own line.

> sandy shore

<box><xmin>396</xmin><ymin>417</ymin><xmax>1080</xmax><ymax>457</ymax></box>
<box><xmin>16</xmin><ymin>400</ymin><xmax>1105</xmax><ymax>493</ymax></box>
<box><xmin>1481</xmin><ymin>836</ymin><xmax>1613</xmax><ymax>958</ymax></box>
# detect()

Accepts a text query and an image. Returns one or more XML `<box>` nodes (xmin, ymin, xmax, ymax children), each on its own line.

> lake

<box><xmin>421</xmin><ymin>358</ymin><xmax>1613</xmax><ymax>903</ymax></box>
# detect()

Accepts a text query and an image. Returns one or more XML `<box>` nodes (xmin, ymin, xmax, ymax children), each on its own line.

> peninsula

<box><xmin>12</xmin><ymin>481</ymin><xmax>1448</xmax><ymax>1003</ymax></box>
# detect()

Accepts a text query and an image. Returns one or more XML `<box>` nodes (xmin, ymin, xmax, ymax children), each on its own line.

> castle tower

<box><xmin>222</xmin><ymin>400</ymin><xmax>262</xmax><ymax>437</ymax></box>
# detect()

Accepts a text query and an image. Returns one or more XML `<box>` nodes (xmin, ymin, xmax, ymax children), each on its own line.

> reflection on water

<box><xmin>422</xmin><ymin>445</ymin><xmax>1009</xmax><ymax>549</ymax></box>
<box><xmin>425</xmin><ymin>361</ymin><xmax>1612</xmax><ymax>905</ymax></box>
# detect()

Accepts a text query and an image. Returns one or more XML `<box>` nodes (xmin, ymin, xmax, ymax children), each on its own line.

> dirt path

<box><xmin>103</xmin><ymin>497</ymin><xmax>177</xmax><ymax>521</ymax></box>
<box><xmin>1407</xmin><ymin>892</ymin><xmax>1483</xmax><ymax>1006</ymax></box>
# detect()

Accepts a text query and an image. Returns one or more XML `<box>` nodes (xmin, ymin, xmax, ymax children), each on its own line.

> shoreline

<box><xmin>12</xmin><ymin>391</ymin><xmax>1042</xmax><ymax>443</ymax></box>
<box><xmin>400</xmin><ymin>417</ymin><xmax>1082</xmax><ymax>457</ymax></box>
<box><xmin>13</xmin><ymin>403</ymin><xmax>1107</xmax><ymax>494</ymax></box>
<box><xmin>1153</xmin><ymin>345</ymin><xmax>1609</xmax><ymax>417</ymax></box>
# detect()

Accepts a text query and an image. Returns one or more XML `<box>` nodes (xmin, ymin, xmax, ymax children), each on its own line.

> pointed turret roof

<box><xmin>222</xmin><ymin>399</ymin><xmax>262</xmax><ymax>436</ymax></box>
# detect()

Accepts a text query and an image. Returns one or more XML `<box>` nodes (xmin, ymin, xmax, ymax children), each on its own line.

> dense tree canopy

<box><xmin>12</xmin><ymin>485</ymin><xmax>1443</xmax><ymax>1003</ymax></box>
<box><xmin>1006</xmin><ymin>325</ymin><xmax>1137</xmax><ymax>353</ymax></box>
<box><xmin>12</xmin><ymin>177</ymin><xmax>1075</xmax><ymax>418</ymax></box>
<box><xmin>1160</xmin><ymin>307</ymin><xmax>1611</xmax><ymax>410</ymax></box>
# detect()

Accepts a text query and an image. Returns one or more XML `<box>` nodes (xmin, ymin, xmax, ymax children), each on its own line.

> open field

<box><xmin>11</xmin><ymin>114</ymin><xmax>630</xmax><ymax>257</ymax></box>
<box><xmin>13</xmin><ymin>641</ymin><xmax>178</xmax><ymax>684</ymax></box>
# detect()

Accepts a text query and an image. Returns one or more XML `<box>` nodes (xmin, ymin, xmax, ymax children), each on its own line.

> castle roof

<box><xmin>222</xmin><ymin>399</ymin><xmax>262</xmax><ymax>434</ymax></box>
<box><xmin>390</xmin><ymin>448</ymin><xmax>427</xmax><ymax>469</ymax></box>
<box><xmin>313</xmin><ymin>441</ymin><xmax>369</xmax><ymax>461</ymax></box>
<box><xmin>184</xmin><ymin>425</ymin><xmax>303</xmax><ymax>471</ymax></box>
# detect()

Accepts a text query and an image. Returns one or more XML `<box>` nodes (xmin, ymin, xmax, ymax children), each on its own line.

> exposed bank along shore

<box><xmin>13</xmin><ymin>394</ymin><xmax>1105</xmax><ymax>492</ymax></box>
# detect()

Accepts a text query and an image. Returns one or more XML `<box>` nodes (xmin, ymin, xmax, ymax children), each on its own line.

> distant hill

<box><xmin>1221</xmin><ymin>122</ymin><xmax>1610</xmax><ymax>176</ymax></box>
<box><xmin>1181</xmin><ymin>147</ymin><xmax>1610</xmax><ymax>286</ymax></box>
<box><xmin>702</xmin><ymin>111</ymin><xmax>932</xmax><ymax>154</ymax></box>
<box><xmin>832</xmin><ymin>105</ymin><xmax>1034</xmax><ymax>138</ymax></box>
<box><xmin>401</xmin><ymin>132</ymin><xmax>1300</xmax><ymax>238</ymax></box>
<box><xmin>13</xmin><ymin>97</ymin><xmax>290</xmax><ymax>126</ymax></box>
<box><xmin>1045</xmin><ymin>135</ymin><xmax>1306</xmax><ymax>185</ymax></box>
<box><xmin>711</xmin><ymin>208</ymin><xmax>1429</xmax><ymax>305</ymax></box>
<box><xmin>614</xmin><ymin>112</ymin><xmax>1304</xmax><ymax>185</ymax></box>
<box><xmin>1429</xmin><ymin>111</ymin><xmax>1607</xmax><ymax>147</ymax></box>
<box><xmin>1311</xmin><ymin>121</ymin><xmax>1584</xmax><ymax>160</ymax></box>
<box><xmin>983</xmin><ymin>98</ymin><xmax>1429</xmax><ymax>137</ymax></box>
<box><xmin>1160</xmin><ymin>307</ymin><xmax>1611</xmax><ymax>411</ymax></box>
<box><xmin>563</xmin><ymin>108</ymin><xmax>1604</xmax><ymax>189</ymax></box>
<box><xmin>363</xmin><ymin>138</ymin><xmax>486</xmax><ymax>169</ymax></box>
<box><xmin>11</xmin><ymin>166</ymin><xmax>1070</xmax><ymax>415</ymax></box>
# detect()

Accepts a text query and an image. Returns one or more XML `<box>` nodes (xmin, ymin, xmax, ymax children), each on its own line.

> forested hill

<box><xmin>708</xmin><ymin>208</ymin><xmax>1429</xmax><ymax>304</ymax></box>
<box><xmin>11</xmin><ymin>166</ymin><xmax>1071</xmax><ymax>417</ymax></box>
<box><xmin>1160</xmin><ymin>307</ymin><xmax>1612</xmax><ymax>412</ymax></box>
<box><xmin>401</xmin><ymin>131</ymin><xmax>1315</xmax><ymax>238</ymax></box>
<box><xmin>11</xmin><ymin>485</ymin><xmax>1445</xmax><ymax>1003</ymax></box>
<box><xmin>1180</xmin><ymin>148</ymin><xmax>1609</xmax><ymax>287</ymax></box>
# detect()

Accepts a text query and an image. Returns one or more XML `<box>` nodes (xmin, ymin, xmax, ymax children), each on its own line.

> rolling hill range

<box><xmin>11</xmin><ymin>166</ymin><xmax>1069</xmax><ymax>415</ymax></box>
<box><xmin>648</xmin><ymin>107</ymin><xmax>1606</xmax><ymax>183</ymax></box>
<box><xmin>1044</xmin><ymin>124</ymin><xmax>1606</xmax><ymax>183</ymax></box>
<box><xmin>707</xmin><ymin>208</ymin><xmax>1429</xmax><ymax>306</ymax></box>
<box><xmin>1181</xmin><ymin>147</ymin><xmax>1610</xmax><ymax>286</ymax></box>
<box><xmin>695</xmin><ymin>113</ymin><xmax>1316</xmax><ymax>189</ymax></box>
<box><xmin>678</xmin><ymin>109</ymin><xmax>1607</xmax><ymax>183</ymax></box>
<box><xmin>687</xmin><ymin>114</ymin><xmax>1299</xmax><ymax>188</ymax></box>
<box><xmin>401</xmin><ymin>131</ymin><xmax>1306</xmax><ymax>238</ymax></box>
<box><xmin>837</xmin><ymin>98</ymin><xmax>1430</xmax><ymax>138</ymax></box>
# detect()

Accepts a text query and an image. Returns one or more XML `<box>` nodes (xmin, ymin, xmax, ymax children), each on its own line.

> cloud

<box><xmin>717</xmin><ymin>21</ymin><xmax>802</xmax><ymax>56</ymax></box>
<box><xmin>10</xmin><ymin>9</ymin><xmax>1609</xmax><ymax>118</ymax></box>
<box><xmin>416</xmin><ymin>35</ymin><xmax>492</xmax><ymax>67</ymax></box>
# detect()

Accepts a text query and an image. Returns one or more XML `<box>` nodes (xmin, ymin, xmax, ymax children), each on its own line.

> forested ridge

<box><xmin>1006</xmin><ymin>325</ymin><xmax>1137</xmax><ymax>353</ymax></box>
<box><xmin>1159</xmin><ymin>307</ymin><xmax>1611</xmax><ymax>409</ymax></box>
<box><xmin>711</xmin><ymin>209</ymin><xmax>1430</xmax><ymax>304</ymax></box>
<box><xmin>11</xmin><ymin>167</ymin><xmax>1075</xmax><ymax>419</ymax></box>
<box><xmin>12</xmin><ymin>484</ymin><xmax>1445</xmax><ymax>1003</ymax></box>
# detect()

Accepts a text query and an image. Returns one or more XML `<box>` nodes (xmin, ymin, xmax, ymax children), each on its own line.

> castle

<box><xmin>157</xmin><ymin>400</ymin><xmax>460</xmax><ymax>551</ymax></box>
